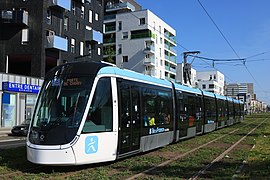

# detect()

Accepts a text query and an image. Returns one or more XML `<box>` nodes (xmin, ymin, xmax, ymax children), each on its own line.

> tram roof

<box><xmin>201</xmin><ymin>90</ymin><xmax>215</xmax><ymax>98</ymax></box>
<box><xmin>174</xmin><ymin>83</ymin><xmax>202</xmax><ymax>95</ymax></box>
<box><xmin>215</xmin><ymin>94</ymin><xmax>227</xmax><ymax>100</ymax></box>
<box><xmin>97</xmin><ymin>66</ymin><xmax>172</xmax><ymax>88</ymax></box>
<box><xmin>233</xmin><ymin>98</ymin><xmax>241</xmax><ymax>104</ymax></box>
<box><xmin>227</xmin><ymin>97</ymin><xmax>235</xmax><ymax>102</ymax></box>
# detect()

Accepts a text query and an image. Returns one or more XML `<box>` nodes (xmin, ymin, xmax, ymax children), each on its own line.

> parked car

<box><xmin>11</xmin><ymin>119</ymin><xmax>31</xmax><ymax>136</ymax></box>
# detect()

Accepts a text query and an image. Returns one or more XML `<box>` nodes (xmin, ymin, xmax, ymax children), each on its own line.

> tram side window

<box><xmin>83</xmin><ymin>78</ymin><xmax>113</xmax><ymax>133</ymax></box>
<box><xmin>205</xmin><ymin>97</ymin><xmax>216</xmax><ymax>124</ymax></box>
<box><xmin>142</xmin><ymin>88</ymin><xmax>171</xmax><ymax>127</ymax></box>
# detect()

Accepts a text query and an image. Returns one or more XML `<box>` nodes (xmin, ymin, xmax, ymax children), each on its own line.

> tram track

<box><xmin>0</xmin><ymin>118</ymin><xmax>264</xmax><ymax>179</ymax></box>
<box><xmin>189</xmin><ymin>118</ymin><xmax>268</xmax><ymax>179</ymax></box>
<box><xmin>126</xmin><ymin>118</ymin><xmax>264</xmax><ymax>180</ymax></box>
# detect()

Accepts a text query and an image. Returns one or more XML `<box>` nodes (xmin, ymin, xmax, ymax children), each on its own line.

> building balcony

<box><xmin>45</xmin><ymin>34</ymin><xmax>68</xmax><ymax>51</ymax></box>
<box><xmin>103</xmin><ymin>38</ymin><xmax>116</xmax><ymax>44</ymax></box>
<box><xmin>164</xmin><ymin>44</ymin><xmax>177</xmax><ymax>55</ymax></box>
<box><xmin>49</xmin><ymin>0</ymin><xmax>71</xmax><ymax>11</ymax></box>
<box><xmin>0</xmin><ymin>10</ymin><xmax>28</xmax><ymax>27</ymax></box>
<box><xmin>131</xmin><ymin>30</ymin><xmax>155</xmax><ymax>40</ymax></box>
<box><xmin>145</xmin><ymin>69</ymin><xmax>155</xmax><ymax>76</ymax></box>
<box><xmin>144</xmin><ymin>57</ymin><xmax>155</xmax><ymax>66</ymax></box>
<box><xmin>105</xmin><ymin>26</ymin><xmax>116</xmax><ymax>33</ymax></box>
<box><xmin>144</xmin><ymin>45</ymin><xmax>155</xmax><ymax>54</ymax></box>
<box><xmin>165</xmin><ymin>55</ymin><xmax>177</xmax><ymax>64</ymax></box>
<box><xmin>106</xmin><ymin>2</ymin><xmax>135</xmax><ymax>12</ymax></box>
<box><xmin>85</xmin><ymin>29</ymin><xmax>103</xmax><ymax>44</ymax></box>
<box><xmin>104</xmin><ymin>14</ymin><xmax>116</xmax><ymax>21</ymax></box>
<box><xmin>164</xmin><ymin>32</ymin><xmax>176</xmax><ymax>45</ymax></box>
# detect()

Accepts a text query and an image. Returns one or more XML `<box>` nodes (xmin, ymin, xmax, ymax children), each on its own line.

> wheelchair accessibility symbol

<box><xmin>85</xmin><ymin>136</ymin><xmax>98</xmax><ymax>154</ymax></box>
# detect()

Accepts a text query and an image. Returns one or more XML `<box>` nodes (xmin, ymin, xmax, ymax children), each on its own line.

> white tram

<box><xmin>27</xmin><ymin>61</ymin><xmax>244</xmax><ymax>165</ymax></box>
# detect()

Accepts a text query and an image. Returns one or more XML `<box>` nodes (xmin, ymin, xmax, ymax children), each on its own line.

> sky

<box><xmin>135</xmin><ymin>0</ymin><xmax>270</xmax><ymax>105</ymax></box>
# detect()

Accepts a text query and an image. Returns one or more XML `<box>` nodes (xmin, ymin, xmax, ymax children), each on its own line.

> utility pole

<box><xmin>183</xmin><ymin>51</ymin><xmax>200</xmax><ymax>85</ymax></box>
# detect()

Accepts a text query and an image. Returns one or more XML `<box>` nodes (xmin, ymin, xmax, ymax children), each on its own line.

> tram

<box><xmin>26</xmin><ymin>61</ymin><xmax>244</xmax><ymax>165</ymax></box>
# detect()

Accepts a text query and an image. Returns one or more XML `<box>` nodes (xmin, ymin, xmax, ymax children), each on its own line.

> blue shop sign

<box><xmin>2</xmin><ymin>82</ymin><xmax>40</xmax><ymax>94</ymax></box>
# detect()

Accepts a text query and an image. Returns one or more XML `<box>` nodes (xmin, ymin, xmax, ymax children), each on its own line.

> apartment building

<box><xmin>0</xmin><ymin>0</ymin><xmax>103</xmax><ymax>128</ymax></box>
<box><xmin>197</xmin><ymin>70</ymin><xmax>225</xmax><ymax>95</ymax></box>
<box><xmin>103</xmin><ymin>1</ymin><xmax>177</xmax><ymax>81</ymax></box>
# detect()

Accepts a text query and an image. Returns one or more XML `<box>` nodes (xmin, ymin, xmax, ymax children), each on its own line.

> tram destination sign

<box><xmin>2</xmin><ymin>82</ymin><xmax>41</xmax><ymax>94</ymax></box>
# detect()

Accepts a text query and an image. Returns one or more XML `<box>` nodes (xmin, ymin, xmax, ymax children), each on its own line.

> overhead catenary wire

<box><xmin>197</xmin><ymin>0</ymin><xmax>269</xmax><ymax>103</ymax></box>
<box><xmin>197</xmin><ymin>0</ymin><xmax>241</xmax><ymax>59</ymax></box>
<box><xmin>120</xmin><ymin>4</ymin><xmax>269</xmax><ymax>104</ymax></box>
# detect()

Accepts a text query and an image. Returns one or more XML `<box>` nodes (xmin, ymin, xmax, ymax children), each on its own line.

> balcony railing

<box><xmin>164</xmin><ymin>44</ymin><xmax>177</xmax><ymax>54</ymax></box>
<box><xmin>85</xmin><ymin>29</ymin><xmax>103</xmax><ymax>43</ymax></box>
<box><xmin>106</xmin><ymin>2</ymin><xmax>135</xmax><ymax>12</ymax></box>
<box><xmin>0</xmin><ymin>10</ymin><xmax>28</xmax><ymax>26</ymax></box>
<box><xmin>165</xmin><ymin>55</ymin><xmax>177</xmax><ymax>64</ymax></box>
<box><xmin>144</xmin><ymin>45</ymin><xmax>155</xmax><ymax>54</ymax></box>
<box><xmin>104</xmin><ymin>38</ymin><xmax>116</xmax><ymax>44</ymax></box>
<box><xmin>49</xmin><ymin>0</ymin><xmax>71</xmax><ymax>11</ymax></box>
<box><xmin>144</xmin><ymin>57</ymin><xmax>155</xmax><ymax>66</ymax></box>
<box><xmin>45</xmin><ymin>34</ymin><xmax>68</xmax><ymax>52</ymax></box>
<box><xmin>105</xmin><ymin>26</ymin><xmax>116</xmax><ymax>32</ymax></box>
<box><xmin>145</xmin><ymin>69</ymin><xmax>155</xmax><ymax>76</ymax></box>
<box><xmin>131</xmin><ymin>32</ymin><xmax>155</xmax><ymax>40</ymax></box>
<box><xmin>164</xmin><ymin>33</ymin><xmax>176</xmax><ymax>44</ymax></box>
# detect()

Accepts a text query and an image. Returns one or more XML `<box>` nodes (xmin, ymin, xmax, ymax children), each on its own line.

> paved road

<box><xmin>0</xmin><ymin>132</ymin><xmax>26</xmax><ymax>149</ymax></box>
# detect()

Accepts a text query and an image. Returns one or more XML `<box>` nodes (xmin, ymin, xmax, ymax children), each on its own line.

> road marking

<box><xmin>0</xmin><ymin>138</ymin><xmax>25</xmax><ymax>143</ymax></box>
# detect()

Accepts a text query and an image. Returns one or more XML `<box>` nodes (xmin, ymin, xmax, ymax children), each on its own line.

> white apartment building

<box><xmin>197</xmin><ymin>70</ymin><xmax>225</xmax><ymax>95</ymax></box>
<box><xmin>104</xmin><ymin>7</ymin><xmax>177</xmax><ymax>81</ymax></box>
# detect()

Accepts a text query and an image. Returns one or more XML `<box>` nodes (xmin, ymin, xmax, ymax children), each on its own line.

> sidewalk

<box><xmin>0</xmin><ymin>128</ymin><xmax>11</xmax><ymax>137</ymax></box>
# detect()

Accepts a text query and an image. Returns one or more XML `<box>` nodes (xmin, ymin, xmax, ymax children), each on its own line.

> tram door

<box><xmin>177</xmin><ymin>91</ymin><xmax>189</xmax><ymax>138</ymax></box>
<box><xmin>118</xmin><ymin>82</ymin><xmax>141</xmax><ymax>155</ymax></box>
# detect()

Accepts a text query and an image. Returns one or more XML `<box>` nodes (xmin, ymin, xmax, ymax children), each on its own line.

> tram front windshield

<box><xmin>28</xmin><ymin>75</ymin><xmax>94</xmax><ymax>145</ymax></box>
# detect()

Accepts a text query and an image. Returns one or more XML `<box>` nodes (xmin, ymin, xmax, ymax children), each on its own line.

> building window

<box><xmin>160</xmin><ymin>37</ymin><xmax>162</xmax><ymax>44</ymax></box>
<box><xmin>118</xmin><ymin>21</ymin><xmax>122</xmax><ymax>31</ymax></box>
<box><xmin>202</xmin><ymin>84</ymin><xmax>206</xmax><ymax>89</ymax></box>
<box><xmin>80</xmin><ymin>41</ymin><xmax>84</xmax><ymax>56</ymax></box>
<box><xmin>64</xmin><ymin>16</ymin><xmax>68</xmax><ymax>31</ymax></box>
<box><xmin>71</xmin><ymin>38</ymin><xmax>75</xmax><ymax>53</ymax></box>
<box><xmin>160</xmin><ymin>60</ymin><xmax>163</xmax><ymax>66</ymax></box>
<box><xmin>139</xmin><ymin>18</ymin><xmax>145</xmax><ymax>25</ymax></box>
<box><xmin>95</xmin><ymin>13</ymin><xmax>99</xmax><ymax>21</ymax></box>
<box><xmin>118</xmin><ymin>44</ymin><xmax>122</xmax><ymax>54</ymax></box>
<box><xmin>209</xmin><ymin>75</ymin><xmax>212</xmax><ymax>80</ymax></box>
<box><xmin>123</xmin><ymin>56</ymin><xmax>128</xmax><ymax>62</ymax></box>
<box><xmin>21</xmin><ymin>29</ymin><xmax>29</xmax><ymax>44</ymax></box>
<box><xmin>76</xmin><ymin>21</ymin><xmax>80</xmax><ymax>30</ymax></box>
<box><xmin>46</xmin><ymin>10</ymin><xmax>51</xmax><ymax>24</ymax></box>
<box><xmin>214</xmin><ymin>74</ymin><xmax>216</xmax><ymax>79</ymax></box>
<box><xmin>72</xmin><ymin>2</ymin><xmax>76</xmax><ymax>15</ymax></box>
<box><xmin>89</xmin><ymin>10</ymin><xmax>92</xmax><ymax>23</ymax></box>
<box><xmin>81</xmin><ymin>6</ymin><xmax>85</xmax><ymax>19</ymax></box>
<box><xmin>122</xmin><ymin>32</ymin><xmax>128</xmax><ymax>39</ymax></box>
<box><xmin>209</xmin><ymin>84</ymin><xmax>214</xmax><ymax>89</ymax></box>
